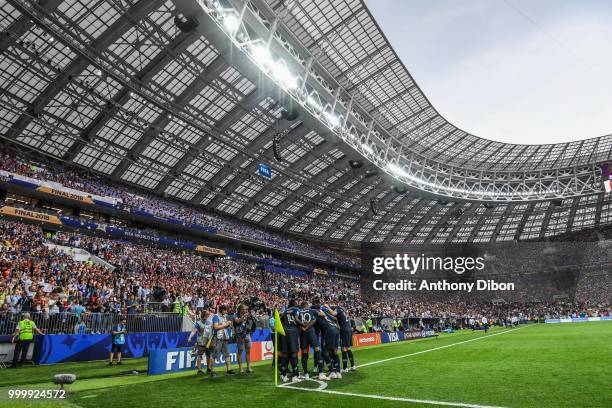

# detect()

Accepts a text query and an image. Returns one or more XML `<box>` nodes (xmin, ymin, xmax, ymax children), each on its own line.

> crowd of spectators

<box><xmin>1</xmin><ymin>217</ymin><xmax>609</xmax><ymax>336</ymax></box>
<box><xmin>0</xmin><ymin>152</ymin><xmax>358</xmax><ymax>266</ymax></box>
<box><xmin>0</xmin><ymin>219</ymin><xmax>362</xmax><ymax>332</ymax></box>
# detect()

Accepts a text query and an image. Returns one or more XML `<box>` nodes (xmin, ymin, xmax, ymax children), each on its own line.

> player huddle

<box><xmin>277</xmin><ymin>298</ymin><xmax>356</xmax><ymax>382</ymax></box>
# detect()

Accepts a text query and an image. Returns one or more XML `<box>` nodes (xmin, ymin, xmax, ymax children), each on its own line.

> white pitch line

<box><xmin>279</xmin><ymin>385</ymin><xmax>508</xmax><ymax>408</ymax></box>
<box><xmin>280</xmin><ymin>327</ymin><xmax>524</xmax><ymax>407</ymax></box>
<box><xmin>358</xmin><ymin>327</ymin><xmax>522</xmax><ymax>369</ymax></box>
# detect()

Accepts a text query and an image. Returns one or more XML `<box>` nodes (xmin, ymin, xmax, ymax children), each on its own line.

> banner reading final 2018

<box><xmin>0</xmin><ymin>205</ymin><xmax>62</xmax><ymax>225</ymax></box>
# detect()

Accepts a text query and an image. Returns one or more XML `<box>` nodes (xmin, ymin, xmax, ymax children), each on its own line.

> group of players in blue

<box><xmin>277</xmin><ymin>298</ymin><xmax>356</xmax><ymax>382</ymax></box>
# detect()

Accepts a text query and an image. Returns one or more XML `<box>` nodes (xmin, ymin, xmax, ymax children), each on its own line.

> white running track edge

<box><xmin>279</xmin><ymin>327</ymin><xmax>524</xmax><ymax>407</ymax></box>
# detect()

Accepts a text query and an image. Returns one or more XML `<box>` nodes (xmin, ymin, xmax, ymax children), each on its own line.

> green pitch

<box><xmin>1</xmin><ymin>322</ymin><xmax>611</xmax><ymax>408</ymax></box>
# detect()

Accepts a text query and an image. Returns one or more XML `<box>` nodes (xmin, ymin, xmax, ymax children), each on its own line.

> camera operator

<box><xmin>233</xmin><ymin>303</ymin><xmax>255</xmax><ymax>374</ymax></box>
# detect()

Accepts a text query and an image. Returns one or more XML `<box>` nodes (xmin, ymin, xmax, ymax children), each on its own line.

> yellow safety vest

<box><xmin>181</xmin><ymin>305</ymin><xmax>190</xmax><ymax>317</ymax></box>
<box><xmin>19</xmin><ymin>319</ymin><xmax>35</xmax><ymax>341</ymax></box>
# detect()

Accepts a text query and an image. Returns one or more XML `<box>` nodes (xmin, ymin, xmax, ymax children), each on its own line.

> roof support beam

<box><xmin>383</xmin><ymin>198</ymin><xmax>429</xmax><ymax>243</ymax></box>
<box><xmin>259</xmin><ymin>163</ymin><xmax>354</xmax><ymax>225</ymax></box>
<box><xmin>594</xmin><ymin>193</ymin><xmax>605</xmax><ymax>228</ymax></box>
<box><xmin>456</xmin><ymin>140</ymin><xmax>496</xmax><ymax>168</ymax></box>
<box><xmin>443</xmin><ymin>203</ymin><xmax>479</xmax><ymax>243</ymax></box>
<box><xmin>65</xmin><ymin>30</ymin><xmax>201</xmax><ymax>162</ymax></box>
<box><xmin>342</xmin><ymin>192</ymin><xmax>395</xmax><ymax>241</ymax></box>
<box><xmin>230</xmin><ymin>130</ymin><xmax>363</xmax><ymax>221</ymax></box>
<box><xmin>110</xmin><ymin>54</ymin><xmax>227</xmax><ymax>178</ymax></box>
<box><xmin>152</xmin><ymin>60</ymin><xmax>236</xmax><ymax>194</ymax></box>
<box><xmin>274</xmin><ymin>161</ymin><xmax>356</xmax><ymax>230</ymax></box>
<box><xmin>424</xmin><ymin>203</ymin><xmax>463</xmax><ymax>244</ymax></box>
<box><xmin>402</xmin><ymin>120</ymin><xmax>448</xmax><ymax>149</ymax></box>
<box><xmin>288</xmin><ymin>172</ymin><xmax>369</xmax><ymax>233</ymax></box>
<box><xmin>207</xmin><ymin>136</ymin><xmax>322</xmax><ymax>210</ymax></box>
<box><xmin>336</xmin><ymin>43</ymin><xmax>389</xmax><ymax>85</ymax></box>
<box><xmin>361</xmin><ymin>193</ymin><xmax>411</xmax><ymax>242</ymax></box>
<box><xmin>0</xmin><ymin>0</ymin><xmax>63</xmax><ymax>52</ymax></box>
<box><xmin>228</xmin><ymin>126</ymin><xmax>317</xmax><ymax>218</ymax></box>
<box><xmin>565</xmin><ymin>197</ymin><xmax>580</xmax><ymax>233</ymax></box>
<box><xmin>539</xmin><ymin>203</ymin><xmax>556</xmax><ymax>239</ymax></box>
<box><xmin>369</xmin><ymin>84</ymin><xmax>418</xmax><ymax>115</ymax></box>
<box><xmin>246</xmin><ymin>141</ymin><xmax>347</xmax><ymax>217</ymax></box>
<box><xmin>345</xmin><ymin>60</ymin><xmax>400</xmax><ymax>93</ymax></box>
<box><xmin>404</xmin><ymin>203</ymin><xmax>440</xmax><ymax>243</ymax></box>
<box><xmin>192</xmin><ymin>118</ymin><xmax>305</xmax><ymax>207</ymax></box>
<box><xmin>319</xmin><ymin>180</ymin><xmax>386</xmax><ymax>239</ymax></box>
<box><xmin>309</xmin><ymin>6</ymin><xmax>363</xmax><ymax>50</ymax></box>
<box><xmin>491</xmin><ymin>204</ymin><xmax>517</xmax><ymax>242</ymax></box>
<box><xmin>514</xmin><ymin>203</ymin><xmax>536</xmax><ymax>240</ymax></box>
<box><xmin>6</xmin><ymin>0</ymin><xmax>163</xmax><ymax>142</ymax></box>
<box><xmin>467</xmin><ymin>206</ymin><xmax>495</xmax><ymax>241</ymax></box>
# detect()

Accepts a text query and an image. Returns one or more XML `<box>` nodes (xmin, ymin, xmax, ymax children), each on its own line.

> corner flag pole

<box><xmin>274</xmin><ymin>327</ymin><xmax>278</xmax><ymax>386</ymax></box>
<box><xmin>273</xmin><ymin>308</ymin><xmax>285</xmax><ymax>386</ymax></box>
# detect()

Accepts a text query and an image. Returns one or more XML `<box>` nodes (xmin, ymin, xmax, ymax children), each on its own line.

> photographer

<box><xmin>233</xmin><ymin>303</ymin><xmax>255</xmax><ymax>374</ymax></box>
<box><xmin>188</xmin><ymin>309</ymin><xmax>213</xmax><ymax>375</ymax></box>
<box><xmin>211</xmin><ymin>304</ymin><xmax>235</xmax><ymax>377</ymax></box>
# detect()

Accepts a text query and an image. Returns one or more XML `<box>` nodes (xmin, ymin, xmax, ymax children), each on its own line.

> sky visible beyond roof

<box><xmin>366</xmin><ymin>0</ymin><xmax>612</xmax><ymax>145</ymax></box>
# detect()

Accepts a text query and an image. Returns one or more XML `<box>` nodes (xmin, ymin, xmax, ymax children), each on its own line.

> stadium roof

<box><xmin>0</xmin><ymin>0</ymin><xmax>610</xmax><ymax>244</ymax></box>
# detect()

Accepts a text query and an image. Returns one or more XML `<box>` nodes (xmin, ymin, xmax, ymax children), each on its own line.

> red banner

<box><xmin>250</xmin><ymin>340</ymin><xmax>274</xmax><ymax>361</ymax></box>
<box><xmin>352</xmin><ymin>332</ymin><xmax>381</xmax><ymax>348</ymax></box>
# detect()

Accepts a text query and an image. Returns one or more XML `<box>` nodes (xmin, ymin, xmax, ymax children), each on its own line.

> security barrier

<box><xmin>1</xmin><ymin>312</ymin><xmax>182</xmax><ymax>336</ymax></box>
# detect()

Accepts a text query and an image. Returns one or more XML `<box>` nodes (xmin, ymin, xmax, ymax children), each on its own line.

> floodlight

<box><xmin>271</xmin><ymin>62</ymin><xmax>297</xmax><ymax>89</ymax></box>
<box><xmin>223</xmin><ymin>14</ymin><xmax>239</xmax><ymax>33</ymax></box>
<box><xmin>361</xmin><ymin>143</ymin><xmax>373</xmax><ymax>155</ymax></box>
<box><xmin>251</xmin><ymin>45</ymin><xmax>273</xmax><ymax>68</ymax></box>
<box><xmin>306</xmin><ymin>95</ymin><xmax>322</xmax><ymax>111</ymax></box>
<box><xmin>387</xmin><ymin>162</ymin><xmax>411</xmax><ymax>179</ymax></box>
<box><xmin>323</xmin><ymin>111</ymin><xmax>341</xmax><ymax>128</ymax></box>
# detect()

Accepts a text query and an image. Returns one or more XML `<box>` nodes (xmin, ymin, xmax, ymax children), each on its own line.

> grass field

<box><xmin>1</xmin><ymin>322</ymin><xmax>611</xmax><ymax>408</ymax></box>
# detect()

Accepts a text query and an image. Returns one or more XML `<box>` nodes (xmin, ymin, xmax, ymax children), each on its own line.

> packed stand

<box><xmin>2</xmin><ymin>217</ymin><xmax>611</xmax><ymax>336</ymax></box>
<box><xmin>0</xmin><ymin>152</ymin><xmax>358</xmax><ymax>266</ymax></box>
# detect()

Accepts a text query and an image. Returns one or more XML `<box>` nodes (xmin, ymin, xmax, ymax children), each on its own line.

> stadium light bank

<box><xmin>196</xmin><ymin>0</ymin><xmax>563</xmax><ymax>201</ymax></box>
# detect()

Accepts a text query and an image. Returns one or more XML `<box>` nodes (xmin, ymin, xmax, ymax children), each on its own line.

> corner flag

<box><xmin>274</xmin><ymin>308</ymin><xmax>285</xmax><ymax>386</ymax></box>
<box><xmin>274</xmin><ymin>308</ymin><xmax>285</xmax><ymax>336</ymax></box>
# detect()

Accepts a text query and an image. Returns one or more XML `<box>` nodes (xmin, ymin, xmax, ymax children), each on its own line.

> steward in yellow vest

<box><xmin>11</xmin><ymin>312</ymin><xmax>44</xmax><ymax>368</ymax></box>
<box><xmin>393</xmin><ymin>318</ymin><xmax>402</xmax><ymax>331</ymax></box>
<box><xmin>181</xmin><ymin>303</ymin><xmax>191</xmax><ymax>317</ymax></box>
<box><xmin>173</xmin><ymin>299</ymin><xmax>181</xmax><ymax>314</ymax></box>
